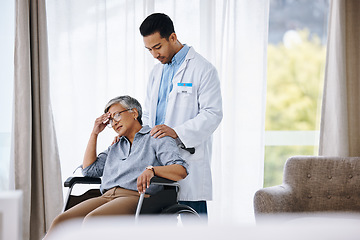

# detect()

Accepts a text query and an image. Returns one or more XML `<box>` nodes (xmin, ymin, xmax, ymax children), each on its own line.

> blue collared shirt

<box><xmin>155</xmin><ymin>44</ymin><xmax>190</xmax><ymax>125</ymax></box>
<box><xmin>82</xmin><ymin>125</ymin><xmax>188</xmax><ymax>195</ymax></box>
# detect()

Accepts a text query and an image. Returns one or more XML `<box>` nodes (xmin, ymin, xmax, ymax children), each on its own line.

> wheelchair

<box><xmin>63</xmin><ymin>175</ymin><xmax>200</xmax><ymax>223</ymax></box>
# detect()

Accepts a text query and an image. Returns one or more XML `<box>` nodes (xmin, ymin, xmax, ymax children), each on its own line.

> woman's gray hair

<box><xmin>104</xmin><ymin>95</ymin><xmax>143</xmax><ymax>125</ymax></box>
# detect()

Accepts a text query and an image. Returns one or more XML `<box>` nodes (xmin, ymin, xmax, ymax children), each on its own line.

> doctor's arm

<box><xmin>173</xmin><ymin>68</ymin><xmax>223</xmax><ymax>148</ymax></box>
<box><xmin>151</xmin><ymin>68</ymin><xmax>222</xmax><ymax>147</ymax></box>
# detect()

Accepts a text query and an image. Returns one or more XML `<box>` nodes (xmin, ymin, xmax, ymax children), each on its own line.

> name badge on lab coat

<box><xmin>177</xmin><ymin>83</ymin><xmax>192</xmax><ymax>94</ymax></box>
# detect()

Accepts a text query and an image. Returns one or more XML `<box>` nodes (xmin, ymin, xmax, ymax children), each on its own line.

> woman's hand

<box><xmin>137</xmin><ymin>169</ymin><xmax>155</xmax><ymax>193</ymax></box>
<box><xmin>83</xmin><ymin>112</ymin><xmax>110</xmax><ymax>169</ymax></box>
<box><xmin>92</xmin><ymin>112</ymin><xmax>111</xmax><ymax>135</ymax></box>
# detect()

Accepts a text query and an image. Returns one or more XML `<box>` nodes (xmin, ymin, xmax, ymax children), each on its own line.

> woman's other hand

<box><xmin>136</xmin><ymin>168</ymin><xmax>155</xmax><ymax>193</ymax></box>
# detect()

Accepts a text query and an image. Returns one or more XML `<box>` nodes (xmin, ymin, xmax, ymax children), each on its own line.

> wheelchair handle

<box><xmin>181</xmin><ymin>146</ymin><xmax>195</xmax><ymax>154</ymax></box>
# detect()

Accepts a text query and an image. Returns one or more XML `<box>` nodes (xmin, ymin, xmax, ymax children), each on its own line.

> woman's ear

<box><xmin>132</xmin><ymin>108</ymin><xmax>139</xmax><ymax>120</ymax></box>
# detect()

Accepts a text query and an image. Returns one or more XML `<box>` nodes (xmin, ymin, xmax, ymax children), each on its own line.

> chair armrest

<box><xmin>64</xmin><ymin>176</ymin><xmax>102</xmax><ymax>188</ymax></box>
<box><xmin>254</xmin><ymin>184</ymin><xmax>295</xmax><ymax>215</ymax></box>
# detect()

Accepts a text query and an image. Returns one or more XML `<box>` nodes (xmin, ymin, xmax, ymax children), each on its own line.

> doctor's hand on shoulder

<box><xmin>111</xmin><ymin>135</ymin><xmax>121</xmax><ymax>145</ymax></box>
<box><xmin>150</xmin><ymin>124</ymin><xmax>178</xmax><ymax>139</ymax></box>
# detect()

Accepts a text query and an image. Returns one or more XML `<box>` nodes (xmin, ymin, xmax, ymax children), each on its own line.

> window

<box><xmin>264</xmin><ymin>0</ymin><xmax>330</xmax><ymax>187</ymax></box>
<box><xmin>0</xmin><ymin>0</ymin><xmax>15</xmax><ymax>191</ymax></box>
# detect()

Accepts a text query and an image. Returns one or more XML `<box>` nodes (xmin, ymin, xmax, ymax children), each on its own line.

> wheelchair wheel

<box><xmin>161</xmin><ymin>204</ymin><xmax>200</xmax><ymax>225</ymax></box>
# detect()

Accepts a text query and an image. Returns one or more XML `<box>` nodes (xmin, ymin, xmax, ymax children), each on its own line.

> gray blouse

<box><xmin>82</xmin><ymin>125</ymin><xmax>188</xmax><ymax>195</ymax></box>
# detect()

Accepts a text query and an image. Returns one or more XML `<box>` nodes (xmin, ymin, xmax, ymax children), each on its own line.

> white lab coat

<box><xmin>143</xmin><ymin>47</ymin><xmax>223</xmax><ymax>201</ymax></box>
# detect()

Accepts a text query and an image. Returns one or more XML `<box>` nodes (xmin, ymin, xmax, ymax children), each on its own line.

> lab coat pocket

<box><xmin>175</xmin><ymin>85</ymin><xmax>197</xmax><ymax>114</ymax></box>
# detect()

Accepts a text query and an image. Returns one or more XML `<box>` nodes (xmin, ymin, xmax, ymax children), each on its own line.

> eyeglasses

<box><xmin>107</xmin><ymin>109</ymin><xmax>131</xmax><ymax>128</ymax></box>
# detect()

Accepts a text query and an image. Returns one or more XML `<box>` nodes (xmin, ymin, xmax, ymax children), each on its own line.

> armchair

<box><xmin>254</xmin><ymin>156</ymin><xmax>360</xmax><ymax>221</ymax></box>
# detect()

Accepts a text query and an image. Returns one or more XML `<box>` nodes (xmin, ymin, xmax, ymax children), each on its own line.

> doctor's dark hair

<box><xmin>104</xmin><ymin>95</ymin><xmax>143</xmax><ymax>125</ymax></box>
<box><xmin>139</xmin><ymin>13</ymin><xmax>175</xmax><ymax>39</ymax></box>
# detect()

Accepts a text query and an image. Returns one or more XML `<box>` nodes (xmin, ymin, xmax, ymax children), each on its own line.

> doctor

<box><xmin>139</xmin><ymin>13</ymin><xmax>223</xmax><ymax>216</ymax></box>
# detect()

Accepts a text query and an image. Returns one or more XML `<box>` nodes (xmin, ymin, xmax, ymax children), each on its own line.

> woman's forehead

<box><xmin>108</xmin><ymin>103</ymin><xmax>126</xmax><ymax>113</ymax></box>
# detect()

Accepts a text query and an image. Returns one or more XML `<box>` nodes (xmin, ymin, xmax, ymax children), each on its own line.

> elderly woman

<box><xmin>45</xmin><ymin>95</ymin><xmax>188</xmax><ymax>237</ymax></box>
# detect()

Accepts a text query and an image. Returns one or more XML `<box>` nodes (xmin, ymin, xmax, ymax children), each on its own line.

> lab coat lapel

<box><xmin>150</xmin><ymin>65</ymin><xmax>163</xmax><ymax>126</ymax></box>
<box><xmin>173</xmin><ymin>47</ymin><xmax>195</xmax><ymax>79</ymax></box>
<box><xmin>164</xmin><ymin>47</ymin><xmax>195</xmax><ymax>126</ymax></box>
<box><xmin>165</xmin><ymin>59</ymin><xmax>189</xmax><ymax>125</ymax></box>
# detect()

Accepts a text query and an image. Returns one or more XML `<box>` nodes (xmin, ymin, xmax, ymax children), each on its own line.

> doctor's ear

<box><xmin>168</xmin><ymin>32</ymin><xmax>177</xmax><ymax>43</ymax></box>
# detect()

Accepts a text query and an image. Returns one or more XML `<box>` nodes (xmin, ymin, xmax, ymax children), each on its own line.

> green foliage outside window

<box><xmin>264</xmin><ymin>29</ymin><xmax>326</xmax><ymax>187</ymax></box>
<box><xmin>264</xmin><ymin>146</ymin><xmax>315</xmax><ymax>187</ymax></box>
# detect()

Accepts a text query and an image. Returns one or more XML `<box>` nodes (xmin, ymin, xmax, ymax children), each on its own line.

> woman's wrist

<box><xmin>146</xmin><ymin>166</ymin><xmax>156</xmax><ymax>176</ymax></box>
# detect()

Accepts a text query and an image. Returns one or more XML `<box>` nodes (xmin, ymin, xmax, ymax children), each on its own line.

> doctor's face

<box><xmin>143</xmin><ymin>31</ymin><xmax>178</xmax><ymax>64</ymax></box>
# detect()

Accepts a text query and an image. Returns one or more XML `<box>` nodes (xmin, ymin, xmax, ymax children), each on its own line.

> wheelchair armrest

<box><xmin>64</xmin><ymin>176</ymin><xmax>173</xmax><ymax>188</ymax></box>
<box><xmin>64</xmin><ymin>176</ymin><xmax>102</xmax><ymax>188</ymax></box>
<box><xmin>150</xmin><ymin>176</ymin><xmax>177</xmax><ymax>185</ymax></box>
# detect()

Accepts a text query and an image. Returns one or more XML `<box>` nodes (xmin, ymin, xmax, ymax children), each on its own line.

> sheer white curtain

<box><xmin>209</xmin><ymin>1</ymin><xmax>269</xmax><ymax>223</ymax></box>
<box><xmin>47</xmin><ymin>0</ymin><xmax>269</xmax><ymax>223</ymax></box>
